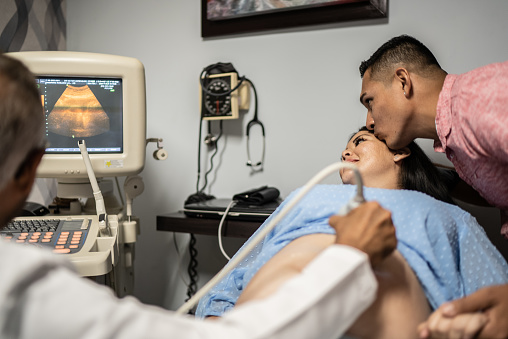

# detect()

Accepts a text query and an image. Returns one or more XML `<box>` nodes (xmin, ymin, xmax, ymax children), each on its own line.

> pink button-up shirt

<box><xmin>434</xmin><ymin>60</ymin><xmax>508</xmax><ymax>237</ymax></box>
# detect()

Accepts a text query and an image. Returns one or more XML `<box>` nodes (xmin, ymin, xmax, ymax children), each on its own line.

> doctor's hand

<box><xmin>418</xmin><ymin>284</ymin><xmax>508</xmax><ymax>339</ymax></box>
<box><xmin>328</xmin><ymin>201</ymin><xmax>396</xmax><ymax>267</ymax></box>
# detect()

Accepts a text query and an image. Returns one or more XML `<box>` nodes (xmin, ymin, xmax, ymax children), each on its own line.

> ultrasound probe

<box><xmin>176</xmin><ymin>162</ymin><xmax>365</xmax><ymax>315</ymax></box>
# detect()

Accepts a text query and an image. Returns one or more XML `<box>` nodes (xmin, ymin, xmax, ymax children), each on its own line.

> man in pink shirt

<box><xmin>358</xmin><ymin>35</ymin><xmax>508</xmax><ymax>338</ymax></box>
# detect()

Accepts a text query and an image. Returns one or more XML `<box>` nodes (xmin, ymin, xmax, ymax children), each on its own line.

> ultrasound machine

<box><xmin>3</xmin><ymin>51</ymin><xmax>150</xmax><ymax>295</ymax></box>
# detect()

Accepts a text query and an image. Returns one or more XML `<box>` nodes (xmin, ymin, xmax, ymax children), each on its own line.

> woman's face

<box><xmin>340</xmin><ymin>130</ymin><xmax>408</xmax><ymax>189</ymax></box>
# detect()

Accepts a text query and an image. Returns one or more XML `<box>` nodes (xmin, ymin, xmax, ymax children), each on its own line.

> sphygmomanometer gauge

<box><xmin>205</xmin><ymin>78</ymin><xmax>231</xmax><ymax>115</ymax></box>
<box><xmin>200</xmin><ymin>72</ymin><xmax>239</xmax><ymax>120</ymax></box>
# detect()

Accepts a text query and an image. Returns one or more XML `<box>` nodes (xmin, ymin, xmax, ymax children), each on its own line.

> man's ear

<box><xmin>394</xmin><ymin>68</ymin><xmax>412</xmax><ymax>98</ymax></box>
<box><xmin>14</xmin><ymin>149</ymin><xmax>45</xmax><ymax>194</ymax></box>
<box><xmin>393</xmin><ymin>147</ymin><xmax>411</xmax><ymax>163</ymax></box>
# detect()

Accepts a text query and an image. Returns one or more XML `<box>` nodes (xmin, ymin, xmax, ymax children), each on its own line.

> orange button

<box><xmin>74</xmin><ymin>231</ymin><xmax>83</xmax><ymax>235</ymax></box>
<box><xmin>41</xmin><ymin>239</ymin><xmax>51</xmax><ymax>243</ymax></box>
<box><xmin>69</xmin><ymin>245</ymin><xmax>79</xmax><ymax>249</ymax></box>
<box><xmin>28</xmin><ymin>239</ymin><xmax>38</xmax><ymax>243</ymax></box>
<box><xmin>61</xmin><ymin>232</ymin><xmax>70</xmax><ymax>235</ymax></box>
<box><xmin>20</xmin><ymin>232</ymin><xmax>29</xmax><ymax>236</ymax></box>
<box><xmin>70</xmin><ymin>241</ymin><xmax>80</xmax><ymax>245</ymax></box>
<box><xmin>53</xmin><ymin>248</ymin><xmax>71</xmax><ymax>254</ymax></box>
<box><xmin>33</xmin><ymin>232</ymin><xmax>41</xmax><ymax>236</ymax></box>
<box><xmin>55</xmin><ymin>245</ymin><xmax>65</xmax><ymax>249</ymax></box>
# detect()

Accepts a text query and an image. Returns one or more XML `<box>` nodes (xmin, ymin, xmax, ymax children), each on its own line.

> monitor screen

<box><xmin>8</xmin><ymin>51</ymin><xmax>146</xmax><ymax>180</ymax></box>
<box><xmin>38</xmin><ymin>76</ymin><xmax>123</xmax><ymax>154</ymax></box>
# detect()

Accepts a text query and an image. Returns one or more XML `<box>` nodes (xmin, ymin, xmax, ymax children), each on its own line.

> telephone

<box><xmin>199</xmin><ymin>62</ymin><xmax>250</xmax><ymax>120</ymax></box>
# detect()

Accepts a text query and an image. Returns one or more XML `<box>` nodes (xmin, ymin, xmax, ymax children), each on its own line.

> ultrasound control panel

<box><xmin>1</xmin><ymin>216</ymin><xmax>97</xmax><ymax>254</ymax></box>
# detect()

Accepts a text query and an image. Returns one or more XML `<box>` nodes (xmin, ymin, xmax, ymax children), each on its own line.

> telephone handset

<box><xmin>199</xmin><ymin>62</ymin><xmax>250</xmax><ymax>120</ymax></box>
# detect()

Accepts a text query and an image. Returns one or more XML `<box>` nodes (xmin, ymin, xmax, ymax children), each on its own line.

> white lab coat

<box><xmin>0</xmin><ymin>240</ymin><xmax>376</xmax><ymax>339</ymax></box>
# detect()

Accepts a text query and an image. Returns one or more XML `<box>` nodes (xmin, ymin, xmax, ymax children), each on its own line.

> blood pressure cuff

<box><xmin>233</xmin><ymin>186</ymin><xmax>280</xmax><ymax>206</ymax></box>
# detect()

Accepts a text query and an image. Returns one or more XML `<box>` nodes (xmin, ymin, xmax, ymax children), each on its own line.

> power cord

<box><xmin>185</xmin><ymin>120</ymin><xmax>224</xmax><ymax>205</ymax></box>
<box><xmin>217</xmin><ymin>200</ymin><xmax>237</xmax><ymax>261</ymax></box>
<box><xmin>185</xmin><ymin>233</ymin><xmax>199</xmax><ymax>315</ymax></box>
<box><xmin>172</xmin><ymin>233</ymin><xmax>190</xmax><ymax>286</ymax></box>
<box><xmin>199</xmin><ymin>120</ymin><xmax>223</xmax><ymax>193</ymax></box>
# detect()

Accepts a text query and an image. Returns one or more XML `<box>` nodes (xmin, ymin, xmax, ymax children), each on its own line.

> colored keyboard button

<box><xmin>53</xmin><ymin>248</ymin><xmax>71</xmax><ymax>254</ymax></box>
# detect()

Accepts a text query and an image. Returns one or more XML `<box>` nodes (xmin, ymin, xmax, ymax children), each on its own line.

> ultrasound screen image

<box><xmin>37</xmin><ymin>76</ymin><xmax>123</xmax><ymax>154</ymax></box>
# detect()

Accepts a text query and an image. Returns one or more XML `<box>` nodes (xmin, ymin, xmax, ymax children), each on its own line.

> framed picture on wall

<box><xmin>201</xmin><ymin>0</ymin><xmax>388</xmax><ymax>38</ymax></box>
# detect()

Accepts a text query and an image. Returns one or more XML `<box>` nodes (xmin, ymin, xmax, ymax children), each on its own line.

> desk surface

<box><xmin>156</xmin><ymin>212</ymin><xmax>263</xmax><ymax>238</ymax></box>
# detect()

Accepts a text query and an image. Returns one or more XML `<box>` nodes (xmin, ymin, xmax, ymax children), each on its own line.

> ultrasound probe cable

<box><xmin>176</xmin><ymin>162</ymin><xmax>365</xmax><ymax>315</ymax></box>
<box><xmin>78</xmin><ymin>140</ymin><xmax>110</xmax><ymax>237</ymax></box>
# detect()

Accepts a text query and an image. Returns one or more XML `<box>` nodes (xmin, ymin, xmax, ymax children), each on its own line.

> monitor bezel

<box><xmin>8</xmin><ymin>51</ymin><xmax>146</xmax><ymax>180</ymax></box>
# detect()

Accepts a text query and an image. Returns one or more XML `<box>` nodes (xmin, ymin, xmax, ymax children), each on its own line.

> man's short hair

<box><xmin>0</xmin><ymin>54</ymin><xmax>45</xmax><ymax>190</ymax></box>
<box><xmin>359</xmin><ymin>35</ymin><xmax>443</xmax><ymax>81</ymax></box>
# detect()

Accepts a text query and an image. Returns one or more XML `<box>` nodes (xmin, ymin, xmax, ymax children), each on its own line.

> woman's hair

<box><xmin>353</xmin><ymin>127</ymin><xmax>454</xmax><ymax>204</ymax></box>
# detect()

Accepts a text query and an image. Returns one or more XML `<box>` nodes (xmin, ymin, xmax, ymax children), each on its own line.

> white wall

<box><xmin>66</xmin><ymin>0</ymin><xmax>508</xmax><ymax>310</ymax></box>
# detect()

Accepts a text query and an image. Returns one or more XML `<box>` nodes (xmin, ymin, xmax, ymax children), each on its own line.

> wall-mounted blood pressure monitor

<box><xmin>199</xmin><ymin>62</ymin><xmax>250</xmax><ymax>121</ymax></box>
<box><xmin>200</xmin><ymin>72</ymin><xmax>239</xmax><ymax>120</ymax></box>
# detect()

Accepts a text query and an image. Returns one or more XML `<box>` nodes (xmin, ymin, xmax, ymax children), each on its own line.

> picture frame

<box><xmin>201</xmin><ymin>0</ymin><xmax>388</xmax><ymax>38</ymax></box>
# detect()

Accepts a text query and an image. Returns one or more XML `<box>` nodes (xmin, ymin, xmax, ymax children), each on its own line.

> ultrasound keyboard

<box><xmin>1</xmin><ymin>215</ymin><xmax>99</xmax><ymax>255</ymax></box>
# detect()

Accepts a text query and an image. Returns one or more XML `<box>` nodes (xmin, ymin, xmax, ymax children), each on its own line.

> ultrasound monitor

<box><xmin>7</xmin><ymin>51</ymin><xmax>146</xmax><ymax>182</ymax></box>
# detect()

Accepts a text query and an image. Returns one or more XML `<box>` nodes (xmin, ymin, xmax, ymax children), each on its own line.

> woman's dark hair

<box><xmin>353</xmin><ymin>127</ymin><xmax>454</xmax><ymax>204</ymax></box>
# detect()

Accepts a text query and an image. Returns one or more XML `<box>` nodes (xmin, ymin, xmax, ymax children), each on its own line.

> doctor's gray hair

<box><xmin>0</xmin><ymin>54</ymin><xmax>45</xmax><ymax>191</ymax></box>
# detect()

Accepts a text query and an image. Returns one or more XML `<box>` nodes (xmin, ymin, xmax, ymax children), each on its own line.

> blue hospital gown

<box><xmin>196</xmin><ymin>185</ymin><xmax>508</xmax><ymax>318</ymax></box>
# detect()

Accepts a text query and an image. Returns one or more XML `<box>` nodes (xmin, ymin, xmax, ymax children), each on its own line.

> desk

<box><xmin>156</xmin><ymin>211</ymin><xmax>264</xmax><ymax>238</ymax></box>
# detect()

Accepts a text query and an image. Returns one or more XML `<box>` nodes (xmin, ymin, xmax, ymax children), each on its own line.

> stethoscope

<box><xmin>245</xmin><ymin>79</ymin><xmax>265</xmax><ymax>170</ymax></box>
